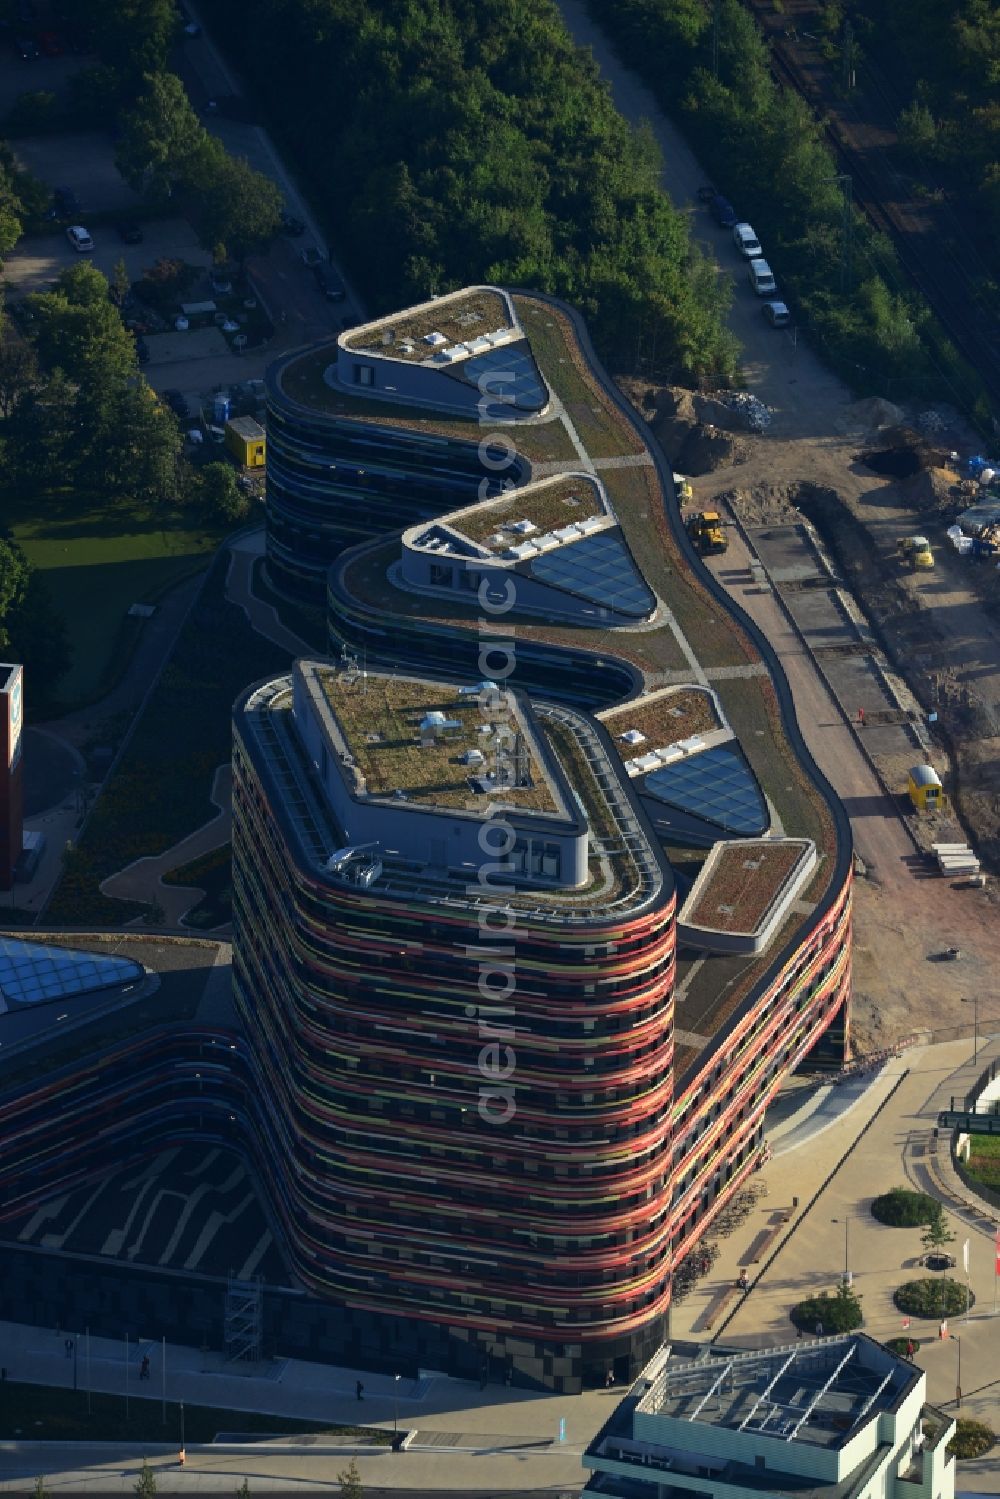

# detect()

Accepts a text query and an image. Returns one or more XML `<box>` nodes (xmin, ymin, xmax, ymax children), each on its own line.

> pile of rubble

<box><xmin>717</xmin><ymin>390</ymin><xmax>772</xmax><ymax>433</ymax></box>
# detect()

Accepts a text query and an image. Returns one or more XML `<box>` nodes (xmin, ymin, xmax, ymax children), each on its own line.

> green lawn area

<box><xmin>163</xmin><ymin>841</ymin><xmax>232</xmax><ymax>930</ymax></box>
<box><xmin>11</xmin><ymin>496</ymin><xmax>226</xmax><ymax>707</ymax></box>
<box><xmin>965</xmin><ymin>1135</ymin><xmax>1000</xmax><ymax>1190</ymax></box>
<box><xmin>0</xmin><ymin>1381</ymin><xmax>391</xmax><ymax>1444</ymax></box>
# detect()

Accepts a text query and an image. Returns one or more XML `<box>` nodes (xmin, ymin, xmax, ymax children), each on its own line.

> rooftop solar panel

<box><xmin>0</xmin><ymin>937</ymin><xmax>145</xmax><ymax>1009</ymax></box>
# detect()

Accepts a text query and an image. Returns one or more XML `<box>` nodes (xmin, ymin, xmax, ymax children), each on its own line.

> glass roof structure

<box><xmin>642</xmin><ymin>742</ymin><xmax>768</xmax><ymax>837</ymax></box>
<box><xmin>0</xmin><ymin>937</ymin><xmax>144</xmax><ymax>1012</ymax></box>
<box><xmin>529</xmin><ymin>532</ymin><xmax>655</xmax><ymax>618</ymax></box>
<box><xmin>457</xmin><ymin>343</ymin><xmax>548</xmax><ymax>415</ymax></box>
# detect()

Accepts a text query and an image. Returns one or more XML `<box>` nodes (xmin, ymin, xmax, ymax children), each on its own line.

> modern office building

<box><xmin>233</xmin><ymin>661</ymin><xmax>677</xmax><ymax>1388</ymax></box>
<box><xmin>241</xmin><ymin>287</ymin><xmax>854</xmax><ymax>1390</ymax></box>
<box><xmin>0</xmin><ymin>662</ymin><xmax>24</xmax><ymax>890</ymax></box>
<box><xmin>264</xmin><ymin>287</ymin><xmax>545</xmax><ymax>597</ymax></box>
<box><xmin>583</xmin><ymin>1337</ymin><xmax>956</xmax><ymax>1499</ymax></box>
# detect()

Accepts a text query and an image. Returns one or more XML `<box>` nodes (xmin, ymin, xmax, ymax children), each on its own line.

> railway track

<box><xmin>744</xmin><ymin>0</ymin><xmax>1000</xmax><ymax>418</ymax></box>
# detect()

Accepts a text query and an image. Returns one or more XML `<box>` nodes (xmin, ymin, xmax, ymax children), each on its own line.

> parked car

<box><xmin>300</xmin><ymin>245</ymin><xmax>323</xmax><ymax>268</ymax></box>
<box><xmin>47</xmin><ymin>186</ymin><xmax>81</xmax><ymax>220</ymax></box>
<box><xmin>15</xmin><ymin>34</ymin><xmax>39</xmax><ymax>57</ymax></box>
<box><xmin>116</xmin><ymin>220</ymin><xmax>143</xmax><ymax>243</ymax></box>
<box><xmin>66</xmin><ymin>225</ymin><xmax>94</xmax><ymax>252</ymax></box>
<box><xmin>161</xmin><ymin>388</ymin><xmax>190</xmax><ymax>418</ymax></box>
<box><xmin>762</xmin><ymin>300</ymin><xmax>791</xmax><ymax>328</ymax></box>
<box><xmin>732</xmin><ymin>222</ymin><xmax>762</xmax><ymax>259</ymax></box>
<box><xmin>36</xmin><ymin>30</ymin><xmax>61</xmax><ymax>54</ymax></box>
<box><xmin>280</xmin><ymin>212</ymin><xmax>305</xmax><ymax>237</ymax></box>
<box><xmin>710</xmin><ymin>194</ymin><xmax>737</xmax><ymax>227</ymax></box>
<box><xmin>210</xmin><ymin>269</ymin><xmax>233</xmax><ymax>294</ymax></box>
<box><xmin>313</xmin><ymin>264</ymin><xmax>345</xmax><ymax>302</ymax></box>
<box><xmin>747</xmin><ymin>258</ymin><xmax>777</xmax><ymax>296</ymax></box>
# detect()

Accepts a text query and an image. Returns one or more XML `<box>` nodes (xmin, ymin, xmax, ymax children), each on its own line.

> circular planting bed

<box><xmin>948</xmin><ymin>1419</ymin><xmax>995</xmax><ymax>1460</ymax></box>
<box><xmin>870</xmin><ymin>1188</ymin><xmax>941</xmax><ymax>1227</ymax></box>
<box><xmin>893</xmin><ymin>1278</ymin><xmax>973</xmax><ymax>1319</ymax></box>
<box><xmin>790</xmin><ymin>1290</ymin><xmax>863</xmax><ymax>1336</ymax></box>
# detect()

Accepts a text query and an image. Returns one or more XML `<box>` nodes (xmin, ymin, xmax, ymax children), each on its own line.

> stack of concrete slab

<box><xmin>933</xmin><ymin>842</ymin><xmax>980</xmax><ymax>876</ymax></box>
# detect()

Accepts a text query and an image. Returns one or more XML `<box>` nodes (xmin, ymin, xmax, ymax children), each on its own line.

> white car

<box><xmin>66</xmin><ymin>225</ymin><xmax>94</xmax><ymax>252</ymax></box>
<box><xmin>732</xmin><ymin>222</ymin><xmax>762</xmax><ymax>258</ymax></box>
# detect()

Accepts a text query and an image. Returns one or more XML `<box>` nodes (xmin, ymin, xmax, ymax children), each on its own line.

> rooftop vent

<box><xmin>424</xmin><ymin>331</ymin><xmax>447</xmax><ymax>347</ymax></box>
<box><xmin>619</xmin><ymin>729</ymin><xmax>646</xmax><ymax>747</ymax></box>
<box><xmin>508</xmin><ymin>519</ymin><xmax>538</xmax><ymax>536</ymax></box>
<box><xmin>420</xmin><ymin>712</ymin><xmax>461</xmax><ymax>732</ymax></box>
<box><xmin>459</xmin><ymin>748</ymin><xmax>486</xmax><ymax>766</ymax></box>
<box><xmin>381</xmin><ymin>329</ymin><xmax>395</xmax><ymax>345</ymax></box>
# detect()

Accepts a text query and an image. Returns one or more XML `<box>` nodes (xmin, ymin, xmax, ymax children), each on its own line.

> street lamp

<box><xmin>393</xmin><ymin>1372</ymin><xmax>401</xmax><ymax>1439</ymax></box>
<box><xmin>962</xmin><ymin>996</ymin><xmax>980</xmax><ymax>1065</ymax></box>
<box><xmin>832</xmin><ymin>1216</ymin><xmax>851</xmax><ymax>1283</ymax></box>
<box><xmin>953</xmin><ymin>1335</ymin><xmax>962</xmax><ymax>1409</ymax></box>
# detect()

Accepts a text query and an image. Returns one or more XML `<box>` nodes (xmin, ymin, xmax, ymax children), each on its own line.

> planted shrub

<box><xmin>948</xmin><ymin>1419</ymin><xmax>995</xmax><ymax>1460</ymax></box>
<box><xmin>790</xmin><ymin>1282</ymin><xmax>863</xmax><ymax>1334</ymax></box>
<box><xmin>893</xmin><ymin>1278</ymin><xmax>972</xmax><ymax>1319</ymax></box>
<box><xmin>871</xmin><ymin>1188</ymin><xmax>940</xmax><ymax>1227</ymax></box>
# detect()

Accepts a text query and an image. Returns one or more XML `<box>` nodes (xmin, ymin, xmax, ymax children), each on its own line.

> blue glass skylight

<box><xmin>0</xmin><ymin>937</ymin><xmax>144</xmax><ymax>1010</ymax></box>
<box><xmin>459</xmin><ymin>344</ymin><xmax>548</xmax><ymax>414</ymax></box>
<box><xmin>642</xmin><ymin>743</ymin><xmax>768</xmax><ymax>836</ymax></box>
<box><xmin>529</xmin><ymin>532</ymin><xmax>655</xmax><ymax>618</ymax></box>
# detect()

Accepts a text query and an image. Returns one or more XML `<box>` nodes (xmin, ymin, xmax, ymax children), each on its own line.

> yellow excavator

<box><xmin>686</xmin><ymin>510</ymin><xmax>729</xmax><ymax>555</ymax></box>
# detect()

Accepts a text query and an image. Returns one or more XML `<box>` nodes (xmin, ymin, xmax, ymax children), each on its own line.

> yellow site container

<box><xmin>224</xmin><ymin>416</ymin><xmax>266</xmax><ymax>468</ymax></box>
<box><xmin>907</xmin><ymin>763</ymin><xmax>943</xmax><ymax>812</ymax></box>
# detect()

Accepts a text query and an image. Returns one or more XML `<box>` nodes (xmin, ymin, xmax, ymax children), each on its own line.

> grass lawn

<box><xmin>11</xmin><ymin>493</ymin><xmax>226</xmax><ymax>708</ymax></box>
<box><xmin>163</xmin><ymin>842</ymin><xmax>232</xmax><ymax>930</ymax></box>
<box><xmin>0</xmin><ymin>1381</ymin><xmax>391</xmax><ymax>1444</ymax></box>
<box><xmin>965</xmin><ymin>1135</ymin><xmax>1000</xmax><ymax>1191</ymax></box>
<box><xmin>45</xmin><ymin>551</ymin><xmax>291</xmax><ymax>926</ymax></box>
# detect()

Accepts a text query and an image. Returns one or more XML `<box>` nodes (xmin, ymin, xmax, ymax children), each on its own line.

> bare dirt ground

<box><xmin>619</xmin><ymin>377</ymin><xmax>999</xmax><ymax>1051</ymax></box>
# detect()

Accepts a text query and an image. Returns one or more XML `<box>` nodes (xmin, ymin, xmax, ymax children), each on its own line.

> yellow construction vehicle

<box><xmin>897</xmin><ymin>534</ymin><xmax>934</xmax><ymax>570</ymax></box>
<box><xmin>686</xmin><ymin>510</ymin><xmax>728</xmax><ymax>555</ymax></box>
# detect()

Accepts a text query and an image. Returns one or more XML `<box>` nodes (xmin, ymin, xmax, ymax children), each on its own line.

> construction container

<box><xmin>907</xmin><ymin>763</ymin><xmax>943</xmax><ymax>812</ymax></box>
<box><xmin>224</xmin><ymin>416</ymin><xmax>266</xmax><ymax>468</ymax></box>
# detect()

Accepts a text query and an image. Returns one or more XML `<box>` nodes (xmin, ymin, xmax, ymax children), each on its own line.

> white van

<box><xmin>747</xmin><ymin>258</ymin><xmax>777</xmax><ymax>296</ymax></box>
<box><xmin>732</xmin><ymin>222</ymin><xmax>762</xmax><ymax>258</ymax></box>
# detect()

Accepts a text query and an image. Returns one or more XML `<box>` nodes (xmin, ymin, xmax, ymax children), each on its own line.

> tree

<box><xmin>111</xmin><ymin>256</ymin><xmax>131</xmax><ymax>308</ymax></box>
<box><xmin>116</xmin><ymin>72</ymin><xmax>208</xmax><ymax>200</ymax></box>
<box><xmin>921</xmin><ymin>1207</ymin><xmax>955</xmax><ymax>1261</ymax></box>
<box><xmin>198</xmin><ymin>462</ymin><xmax>249</xmax><ymax>523</ymax></box>
<box><xmin>337</xmin><ymin>1458</ymin><xmax>364</xmax><ymax>1499</ymax></box>
<box><xmin>234</xmin><ymin>1480</ymin><xmax>251</xmax><ymax>1499</ymax></box>
<box><xmin>0</xmin><ymin>310</ymin><xmax>38</xmax><ymax>418</ymax></box>
<box><xmin>898</xmin><ymin>100</ymin><xmax>938</xmax><ymax>164</ymax></box>
<box><xmin>29</xmin><ymin>262</ymin><xmax>138</xmax><ymax>387</ymax></box>
<box><xmin>0</xmin><ymin>538</ymin><xmax>70</xmax><ymax>702</ymax></box>
<box><xmin>134</xmin><ymin>1459</ymin><xmax>157</xmax><ymax>1499</ymax></box>
<box><xmin>189</xmin><ymin>147</ymin><xmax>283</xmax><ymax>262</ymax></box>
<box><xmin>33</xmin><ymin>1477</ymin><xmax>47</xmax><ymax>1499</ymax></box>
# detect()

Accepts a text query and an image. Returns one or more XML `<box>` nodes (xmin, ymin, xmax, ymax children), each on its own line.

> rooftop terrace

<box><xmin>437</xmin><ymin>473</ymin><xmax>606</xmax><ymax>549</ymax></box>
<box><xmin>341</xmin><ymin>286</ymin><xmax>513</xmax><ymax>364</ymax></box>
<box><xmin>315</xmin><ymin>668</ymin><xmax>562</xmax><ymax>815</ymax></box>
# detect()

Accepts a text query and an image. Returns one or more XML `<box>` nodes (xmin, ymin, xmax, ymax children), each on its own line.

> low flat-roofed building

<box><xmin>584</xmin><ymin>1337</ymin><xmax>955</xmax><ymax>1499</ymax></box>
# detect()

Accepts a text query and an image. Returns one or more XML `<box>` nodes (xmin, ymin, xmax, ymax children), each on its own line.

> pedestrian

<box><xmin>857</xmin><ymin>707</ymin><xmax>865</xmax><ymax>727</ymax></box>
<box><xmin>738</xmin><ymin>1271</ymin><xmax>749</xmax><ymax>1292</ymax></box>
<box><xmin>906</xmin><ymin>1340</ymin><xmax>915</xmax><ymax>1357</ymax></box>
<box><xmin>605</xmin><ymin>1368</ymin><xmax>615</xmax><ymax>1390</ymax></box>
<box><xmin>816</xmin><ymin>1320</ymin><xmax>824</xmax><ymax>1337</ymax></box>
<box><xmin>140</xmin><ymin>1355</ymin><xmax>150</xmax><ymax>1381</ymax></box>
<box><xmin>479</xmin><ymin>1357</ymin><xmax>488</xmax><ymax>1391</ymax></box>
<box><xmin>178</xmin><ymin>1448</ymin><xmax>186</xmax><ymax>1467</ymax></box>
<box><xmin>504</xmin><ymin>1367</ymin><xmax>512</xmax><ymax>1388</ymax></box>
<box><xmin>355</xmin><ymin>1380</ymin><xmax>364</xmax><ymax>1401</ymax></box>
<box><xmin>64</xmin><ymin>1338</ymin><xmax>73</xmax><ymax>1359</ymax></box>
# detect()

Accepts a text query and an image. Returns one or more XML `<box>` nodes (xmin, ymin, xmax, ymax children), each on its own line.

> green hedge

<box><xmin>893</xmin><ymin>1278</ymin><xmax>972</xmax><ymax>1319</ymax></box>
<box><xmin>871</xmin><ymin>1188</ymin><xmax>941</xmax><ymax>1227</ymax></box>
<box><xmin>948</xmin><ymin>1419</ymin><xmax>995</xmax><ymax>1460</ymax></box>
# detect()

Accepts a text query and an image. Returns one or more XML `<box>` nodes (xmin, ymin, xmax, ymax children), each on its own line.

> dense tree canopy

<box><xmin>203</xmin><ymin>0</ymin><xmax>738</xmax><ymax>382</ymax></box>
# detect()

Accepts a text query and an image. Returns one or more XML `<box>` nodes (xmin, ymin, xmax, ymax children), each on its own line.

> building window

<box><xmin>429</xmin><ymin>563</ymin><xmax>454</xmax><ymax>587</ymax></box>
<box><xmin>353</xmin><ymin>364</ymin><xmax>375</xmax><ymax>387</ymax></box>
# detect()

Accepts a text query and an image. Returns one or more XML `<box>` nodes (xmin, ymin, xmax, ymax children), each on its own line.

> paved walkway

<box><xmin>99</xmin><ymin>766</ymin><xmax>232</xmax><ymax>928</ymax></box>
